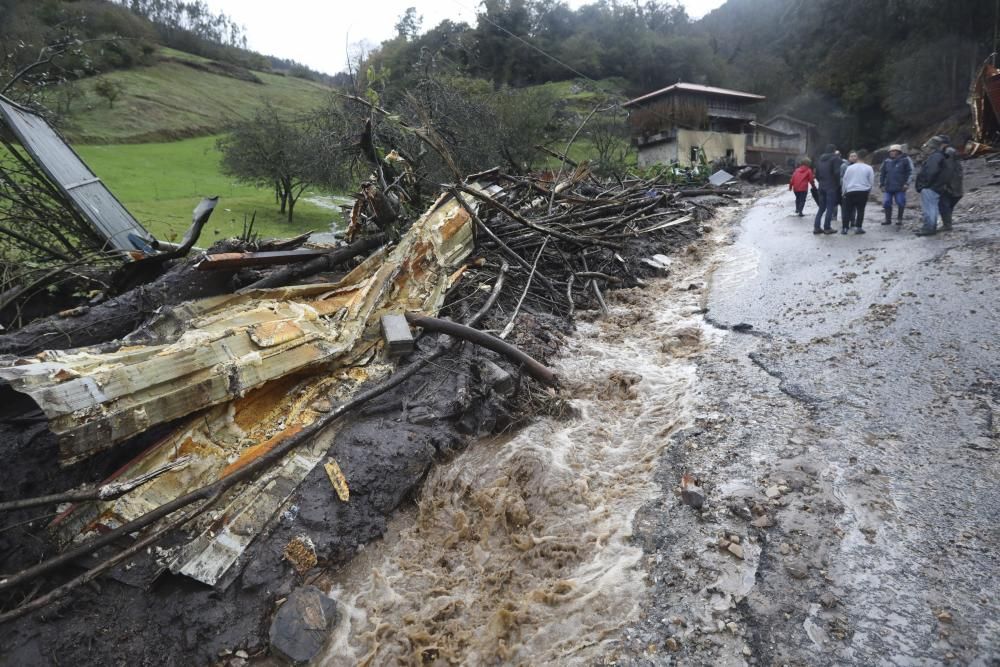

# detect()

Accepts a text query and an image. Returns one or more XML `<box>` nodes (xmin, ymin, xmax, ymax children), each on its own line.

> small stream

<box><xmin>321</xmin><ymin>219</ymin><xmax>736</xmax><ymax>664</ymax></box>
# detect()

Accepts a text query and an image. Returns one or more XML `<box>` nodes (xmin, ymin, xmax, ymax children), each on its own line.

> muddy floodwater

<box><xmin>321</xmin><ymin>211</ymin><xmax>739</xmax><ymax>665</ymax></box>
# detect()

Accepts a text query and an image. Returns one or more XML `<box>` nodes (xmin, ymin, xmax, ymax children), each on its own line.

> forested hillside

<box><xmin>361</xmin><ymin>0</ymin><xmax>996</xmax><ymax>147</ymax></box>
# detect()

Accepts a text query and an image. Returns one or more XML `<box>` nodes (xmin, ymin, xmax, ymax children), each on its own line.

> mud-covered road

<box><xmin>618</xmin><ymin>160</ymin><xmax>1000</xmax><ymax>665</ymax></box>
<box><xmin>315</xmin><ymin>160</ymin><xmax>999</xmax><ymax>666</ymax></box>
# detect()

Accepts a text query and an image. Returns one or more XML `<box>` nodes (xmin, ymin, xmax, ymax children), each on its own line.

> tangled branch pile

<box><xmin>438</xmin><ymin>167</ymin><xmax>732</xmax><ymax>327</ymax></box>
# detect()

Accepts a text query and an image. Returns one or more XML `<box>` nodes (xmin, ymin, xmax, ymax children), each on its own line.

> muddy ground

<box><xmin>0</xmin><ymin>320</ymin><xmax>563</xmax><ymax>666</ymax></box>
<box><xmin>3</xmin><ymin>156</ymin><xmax>996</xmax><ymax>665</ymax></box>
<box><xmin>611</xmin><ymin>157</ymin><xmax>1000</xmax><ymax>665</ymax></box>
<box><xmin>0</xmin><ymin>212</ymin><xmax>705</xmax><ymax>664</ymax></box>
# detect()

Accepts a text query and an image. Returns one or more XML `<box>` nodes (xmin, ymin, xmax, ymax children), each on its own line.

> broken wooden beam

<box><xmin>196</xmin><ymin>248</ymin><xmax>329</xmax><ymax>270</ymax></box>
<box><xmin>239</xmin><ymin>234</ymin><xmax>387</xmax><ymax>291</ymax></box>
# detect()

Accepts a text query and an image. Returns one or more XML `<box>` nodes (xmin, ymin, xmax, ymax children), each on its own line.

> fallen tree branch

<box><xmin>456</xmin><ymin>184</ymin><xmax>619</xmax><ymax>250</ymax></box>
<box><xmin>0</xmin><ymin>457</ymin><xmax>190</xmax><ymax>513</ymax></box>
<box><xmin>404</xmin><ymin>312</ymin><xmax>558</xmax><ymax>387</ymax></box>
<box><xmin>0</xmin><ymin>489</ymin><xmax>222</xmax><ymax>625</ymax></box>
<box><xmin>566</xmin><ymin>273</ymin><xmax>576</xmax><ymax>319</ymax></box>
<box><xmin>500</xmin><ymin>237</ymin><xmax>547</xmax><ymax>339</ymax></box>
<box><xmin>535</xmin><ymin>144</ymin><xmax>578</xmax><ymax>167</ymax></box>
<box><xmin>547</xmin><ymin>102</ymin><xmax>608</xmax><ymax>214</ymax></box>
<box><xmin>238</xmin><ymin>234</ymin><xmax>387</xmax><ymax>292</ymax></box>
<box><xmin>574</xmin><ymin>271</ymin><xmax>623</xmax><ymax>284</ymax></box>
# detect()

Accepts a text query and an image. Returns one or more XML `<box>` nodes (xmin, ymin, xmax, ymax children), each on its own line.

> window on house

<box><xmin>690</xmin><ymin>147</ymin><xmax>699</xmax><ymax>163</ymax></box>
<box><xmin>726</xmin><ymin>149</ymin><xmax>735</xmax><ymax>159</ymax></box>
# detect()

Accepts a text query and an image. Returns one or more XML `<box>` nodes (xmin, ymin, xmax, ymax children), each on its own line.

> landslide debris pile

<box><xmin>0</xmin><ymin>160</ymin><xmax>740</xmax><ymax>663</ymax></box>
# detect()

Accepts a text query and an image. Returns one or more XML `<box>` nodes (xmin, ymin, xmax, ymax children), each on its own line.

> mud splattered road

<box><xmin>619</xmin><ymin>160</ymin><xmax>1000</xmax><ymax>665</ymax></box>
<box><xmin>319</xmin><ymin>159</ymin><xmax>999</xmax><ymax>666</ymax></box>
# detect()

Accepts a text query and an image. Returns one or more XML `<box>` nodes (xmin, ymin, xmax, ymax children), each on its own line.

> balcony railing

<box><xmin>707</xmin><ymin>106</ymin><xmax>756</xmax><ymax>120</ymax></box>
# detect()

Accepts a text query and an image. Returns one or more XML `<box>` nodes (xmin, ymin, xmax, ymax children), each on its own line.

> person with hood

<box><xmin>789</xmin><ymin>157</ymin><xmax>817</xmax><ymax>216</ymax></box>
<box><xmin>937</xmin><ymin>146</ymin><xmax>963</xmax><ymax>231</ymax></box>
<box><xmin>813</xmin><ymin>144</ymin><xmax>842</xmax><ymax>234</ymax></box>
<box><xmin>879</xmin><ymin>144</ymin><xmax>912</xmax><ymax>225</ymax></box>
<box><xmin>914</xmin><ymin>135</ymin><xmax>951</xmax><ymax>236</ymax></box>
<box><xmin>841</xmin><ymin>150</ymin><xmax>875</xmax><ymax>234</ymax></box>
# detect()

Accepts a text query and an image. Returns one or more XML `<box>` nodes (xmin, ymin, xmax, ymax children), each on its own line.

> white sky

<box><xmin>200</xmin><ymin>0</ymin><xmax>728</xmax><ymax>75</ymax></box>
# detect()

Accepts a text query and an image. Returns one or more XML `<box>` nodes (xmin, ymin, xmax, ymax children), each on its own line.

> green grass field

<box><xmin>77</xmin><ymin>136</ymin><xmax>346</xmax><ymax>242</ymax></box>
<box><xmin>58</xmin><ymin>48</ymin><xmax>333</xmax><ymax>144</ymax></box>
<box><xmin>59</xmin><ymin>63</ymin><xmax>631</xmax><ymax>242</ymax></box>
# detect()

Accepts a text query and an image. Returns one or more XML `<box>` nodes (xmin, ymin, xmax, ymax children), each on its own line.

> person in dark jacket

<box><xmin>789</xmin><ymin>158</ymin><xmax>817</xmax><ymax>216</ymax></box>
<box><xmin>812</xmin><ymin>144</ymin><xmax>842</xmax><ymax>235</ymax></box>
<box><xmin>879</xmin><ymin>144</ymin><xmax>912</xmax><ymax>225</ymax></box>
<box><xmin>937</xmin><ymin>146</ymin><xmax>963</xmax><ymax>231</ymax></box>
<box><xmin>915</xmin><ymin>135</ymin><xmax>950</xmax><ymax>236</ymax></box>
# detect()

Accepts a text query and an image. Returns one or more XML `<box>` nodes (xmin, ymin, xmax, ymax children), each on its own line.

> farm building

<box><xmin>624</xmin><ymin>82</ymin><xmax>764</xmax><ymax>167</ymax></box>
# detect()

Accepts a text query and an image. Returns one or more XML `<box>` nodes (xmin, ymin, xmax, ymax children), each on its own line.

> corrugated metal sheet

<box><xmin>0</xmin><ymin>96</ymin><xmax>149</xmax><ymax>253</ymax></box>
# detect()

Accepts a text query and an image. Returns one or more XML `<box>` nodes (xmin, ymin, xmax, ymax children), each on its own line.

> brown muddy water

<box><xmin>321</xmin><ymin>208</ymin><xmax>743</xmax><ymax>665</ymax></box>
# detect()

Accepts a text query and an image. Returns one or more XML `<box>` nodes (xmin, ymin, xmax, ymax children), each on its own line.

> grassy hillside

<box><xmin>77</xmin><ymin>136</ymin><xmax>347</xmax><ymax>242</ymax></box>
<box><xmin>58</xmin><ymin>48</ymin><xmax>333</xmax><ymax>144</ymax></box>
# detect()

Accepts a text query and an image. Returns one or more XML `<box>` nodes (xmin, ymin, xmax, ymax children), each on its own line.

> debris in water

<box><xmin>324</xmin><ymin>459</ymin><xmax>350</xmax><ymax>502</ymax></box>
<box><xmin>681</xmin><ymin>473</ymin><xmax>706</xmax><ymax>509</ymax></box>
<box><xmin>268</xmin><ymin>585</ymin><xmax>339</xmax><ymax>664</ymax></box>
<box><xmin>283</xmin><ymin>535</ymin><xmax>318</xmax><ymax>574</ymax></box>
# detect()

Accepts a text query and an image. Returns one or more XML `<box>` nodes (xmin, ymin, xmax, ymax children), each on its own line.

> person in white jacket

<box><xmin>841</xmin><ymin>150</ymin><xmax>875</xmax><ymax>234</ymax></box>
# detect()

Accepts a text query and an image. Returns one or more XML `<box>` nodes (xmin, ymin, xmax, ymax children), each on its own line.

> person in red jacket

<box><xmin>789</xmin><ymin>158</ymin><xmax>817</xmax><ymax>217</ymax></box>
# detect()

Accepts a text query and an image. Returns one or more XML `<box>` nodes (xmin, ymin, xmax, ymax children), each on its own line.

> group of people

<box><xmin>788</xmin><ymin>135</ymin><xmax>963</xmax><ymax>236</ymax></box>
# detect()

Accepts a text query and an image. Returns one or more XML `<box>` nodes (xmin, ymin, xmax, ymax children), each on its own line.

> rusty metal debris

<box><xmin>970</xmin><ymin>53</ymin><xmax>1000</xmax><ymax>151</ymax></box>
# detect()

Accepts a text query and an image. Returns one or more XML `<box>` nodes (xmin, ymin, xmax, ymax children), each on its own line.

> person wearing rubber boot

<box><xmin>879</xmin><ymin>144</ymin><xmax>911</xmax><ymax>226</ymax></box>
<box><xmin>937</xmin><ymin>146</ymin><xmax>963</xmax><ymax>231</ymax></box>
<box><xmin>842</xmin><ymin>150</ymin><xmax>874</xmax><ymax>234</ymax></box>
<box><xmin>813</xmin><ymin>144</ymin><xmax>842</xmax><ymax>235</ymax></box>
<box><xmin>914</xmin><ymin>135</ymin><xmax>950</xmax><ymax>236</ymax></box>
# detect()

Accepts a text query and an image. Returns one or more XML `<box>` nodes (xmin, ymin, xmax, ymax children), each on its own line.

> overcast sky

<box><xmin>200</xmin><ymin>0</ymin><xmax>728</xmax><ymax>75</ymax></box>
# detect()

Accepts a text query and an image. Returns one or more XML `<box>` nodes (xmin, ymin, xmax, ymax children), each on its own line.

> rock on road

<box><xmin>621</xmin><ymin>159</ymin><xmax>1000</xmax><ymax>666</ymax></box>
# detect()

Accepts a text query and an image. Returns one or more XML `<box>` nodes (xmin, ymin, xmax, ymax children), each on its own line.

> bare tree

<box><xmin>216</xmin><ymin>102</ymin><xmax>351</xmax><ymax>223</ymax></box>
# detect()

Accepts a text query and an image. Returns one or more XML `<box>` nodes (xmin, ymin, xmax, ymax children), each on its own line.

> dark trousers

<box><xmin>814</xmin><ymin>187</ymin><xmax>838</xmax><ymax>230</ymax></box>
<box><xmin>794</xmin><ymin>190</ymin><xmax>807</xmax><ymax>213</ymax></box>
<box><xmin>939</xmin><ymin>194</ymin><xmax>961</xmax><ymax>226</ymax></box>
<box><xmin>843</xmin><ymin>190</ymin><xmax>870</xmax><ymax>229</ymax></box>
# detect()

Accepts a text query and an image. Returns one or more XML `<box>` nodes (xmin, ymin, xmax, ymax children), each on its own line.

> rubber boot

<box><xmin>882</xmin><ymin>208</ymin><xmax>892</xmax><ymax>225</ymax></box>
<box><xmin>896</xmin><ymin>206</ymin><xmax>904</xmax><ymax>226</ymax></box>
<box><xmin>941</xmin><ymin>210</ymin><xmax>953</xmax><ymax>231</ymax></box>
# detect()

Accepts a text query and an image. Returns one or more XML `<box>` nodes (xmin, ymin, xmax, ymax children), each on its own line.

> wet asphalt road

<box><xmin>710</xmin><ymin>187</ymin><xmax>999</xmax><ymax>664</ymax></box>
<box><xmin>622</xmin><ymin>175</ymin><xmax>999</xmax><ymax>666</ymax></box>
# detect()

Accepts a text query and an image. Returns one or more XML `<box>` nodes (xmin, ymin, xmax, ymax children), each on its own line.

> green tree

<box><xmin>93</xmin><ymin>78</ymin><xmax>124</xmax><ymax>108</ymax></box>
